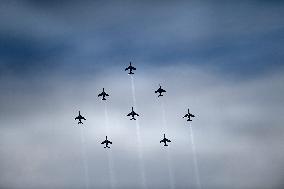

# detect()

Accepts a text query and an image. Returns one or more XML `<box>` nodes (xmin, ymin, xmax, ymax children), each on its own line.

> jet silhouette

<box><xmin>101</xmin><ymin>136</ymin><xmax>112</xmax><ymax>148</ymax></box>
<box><xmin>98</xmin><ymin>88</ymin><xmax>109</xmax><ymax>100</ymax></box>
<box><xmin>160</xmin><ymin>134</ymin><xmax>171</xmax><ymax>146</ymax></box>
<box><xmin>183</xmin><ymin>109</ymin><xmax>195</xmax><ymax>121</ymax></box>
<box><xmin>155</xmin><ymin>85</ymin><xmax>166</xmax><ymax>97</ymax></box>
<box><xmin>127</xmin><ymin>107</ymin><xmax>139</xmax><ymax>120</ymax></box>
<box><xmin>75</xmin><ymin>111</ymin><xmax>86</xmax><ymax>124</ymax></box>
<box><xmin>125</xmin><ymin>62</ymin><xmax>136</xmax><ymax>74</ymax></box>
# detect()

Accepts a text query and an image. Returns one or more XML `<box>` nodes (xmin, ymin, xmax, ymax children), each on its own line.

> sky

<box><xmin>0</xmin><ymin>0</ymin><xmax>284</xmax><ymax>189</ymax></box>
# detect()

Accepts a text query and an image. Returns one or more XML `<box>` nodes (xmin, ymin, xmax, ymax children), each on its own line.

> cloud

<box><xmin>0</xmin><ymin>1</ymin><xmax>284</xmax><ymax>188</ymax></box>
<box><xmin>0</xmin><ymin>64</ymin><xmax>283</xmax><ymax>188</ymax></box>
<box><xmin>0</xmin><ymin>0</ymin><xmax>284</xmax><ymax>77</ymax></box>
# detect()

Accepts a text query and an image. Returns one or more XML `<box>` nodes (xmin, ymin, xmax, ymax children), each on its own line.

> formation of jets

<box><xmin>75</xmin><ymin>111</ymin><xmax>86</xmax><ymax>124</ymax></box>
<box><xmin>125</xmin><ymin>62</ymin><xmax>136</xmax><ymax>74</ymax></box>
<box><xmin>98</xmin><ymin>88</ymin><xmax>109</xmax><ymax>100</ymax></box>
<box><xmin>160</xmin><ymin>134</ymin><xmax>171</xmax><ymax>146</ymax></box>
<box><xmin>155</xmin><ymin>85</ymin><xmax>166</xmax><ymax>97</ymax></box>
<box><xmin>183</xmin><ymin>108</ymin><xmax>195</xmax><ymax>121</ymax></box>
<box><xmin>101</xmin><ymin>136</ymin><xmax>112</xmax><ymax>148</ymax></box>
<box><xmin>74</xmin><ymin>62</ymin><xmax>195</xmax><ymax>148</ymax></box>
<box><xmin>127</xmin><ymin>107</ymin><xmax>139</xmax><ymax>120</ymax></box>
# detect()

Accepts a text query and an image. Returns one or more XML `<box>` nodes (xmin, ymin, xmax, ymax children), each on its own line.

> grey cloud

<box><xmin>0</xmin><ymin>0</ymin><xmax>284</xmax><ymax>77</ymax></box>
<box><xmin>0</xmin><ymin>65</ymin><xmax>283</xmax><ymax>188</ymax></box>
<box><xmin>1</xmin><ymin>1</ymin><xmax>284</xmax><ymax>188</ymax></box>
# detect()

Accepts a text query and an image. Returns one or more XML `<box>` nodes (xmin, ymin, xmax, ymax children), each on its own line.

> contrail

<box><xmin>80</xmin><ymin>126</ymin><xmax>90</xmax><ymax>189</ymax></box>
<box><xmin>189</xmin><ymin>124</ymin><xmax>202</xmax><ymax>189</ymax></box>
<box><xmin>130</xmin><ymin>75</ymin><xmax>147</xmax><ymax>189</ymax></box>
<box><xmin>160</xmin><ymin>99</ymin><xmax>176</xmax><ymax>189</ymax></box>
<box><xmin>104</xmin><ymin>103</ymin><xmax>116</xmax><ymax>189</ymax></box>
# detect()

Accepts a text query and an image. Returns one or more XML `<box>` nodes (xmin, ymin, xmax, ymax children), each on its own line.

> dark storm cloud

<box><xmin>0</xmin><ymin>0</ymin><xmax>284</xmax><ymax>77</ymax></box>
<box><xmin>0</xmin><ymin>33</ymin><xmax>69</xmax><ymax>76</ymax></box>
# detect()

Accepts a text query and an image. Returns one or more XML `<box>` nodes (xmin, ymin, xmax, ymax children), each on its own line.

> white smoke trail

<box><xmin>160</xmin><ymin>99</ymin><xmax>176</xmax><ymax>189</ymax></box>
<box><xmin>130</xmin><ymin>75</ymin><xmax>147</xmax><ymax>189</ymax></box>
<box><xmin>80</xmin><ymin>126</ymin><xmax>90</xmax><ymax>189</ymax></box>
<box><xmin>104</xmin><ymin>103</ymin><xmax>111</xmax><ymax>136</ymax></box>
<box><xmin>104</xmin><ymin>103</ymin><xmax>116</xmax><ymax>189</ymax></box>
<box><xmin>189</xmin><ymin>124</ymin><xmax>202</xmax><ymax>189</ymax></box>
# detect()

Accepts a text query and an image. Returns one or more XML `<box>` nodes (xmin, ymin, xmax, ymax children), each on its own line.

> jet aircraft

<box><xmin>75</xmin><ymin>111</ymin><xmax>86</xmax><ymax>124</ymax></box>
<box><xmin>127</xmin><ymin>107</ymin><xmax>139</xmax><ymax>120</ymax></box>
<box><xmin>160</xmin><ymin>134</ymin><xmax>171</xmax><ymax>146</ymax></box>
<box><xmin>155</xmin><ymin>85</ymin><xmax>166</xmax><ymax>97</ymax></box>
<box><xmin>125</xmin><ymin>62</ymin><xmax>136</xmax><ymax>74</ymax></box>
<box><xmin>101</xmin><ymin>136</ymin><xmax>112</xmax><ymax>148</ymax></box>
<box><xmin>183</xmin><ymin>109</ymin><xmax>195</xmax><ymax>121</ymax></box>
<box><xmin>98</xmin><ymin>88</ymin><xmax>109</xmax><ymax>100</ymax></box>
